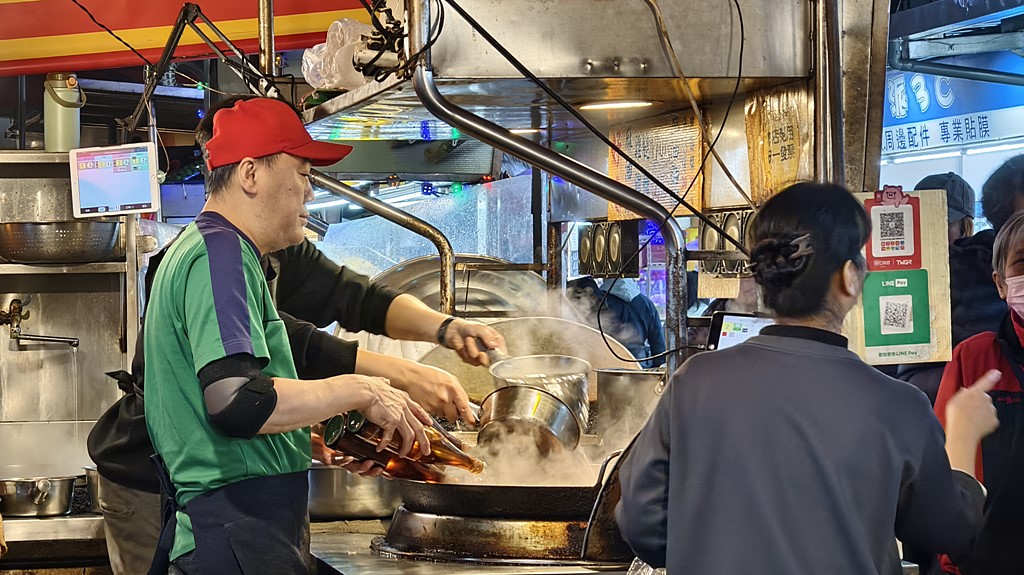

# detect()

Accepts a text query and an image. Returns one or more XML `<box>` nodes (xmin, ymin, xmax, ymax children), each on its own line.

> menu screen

<box><xmin>715</xmin><ymin>315</ymin><xmax>775</xmax><ymax>350</ymax></box>
<box><xmin>72</xmin><ymin>144</ymin><xmax>157</xmax><ymax>215</ymax></box>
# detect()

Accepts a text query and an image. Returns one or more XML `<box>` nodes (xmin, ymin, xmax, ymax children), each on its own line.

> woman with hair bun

<box><xmin>616</xmin><ymin>182</ymin><xmax>999</xmax><ymax>575</ymax></box>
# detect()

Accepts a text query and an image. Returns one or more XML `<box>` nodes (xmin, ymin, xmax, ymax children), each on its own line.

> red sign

<box><xmin>864</xmin><ymin>187</ymin><xmax>922</xmax><ymax>271</ymax></box>
<box><xmin>0</xmin><ymin>0</ymin><xmax>368</xmax><ymax>77</ymax></box>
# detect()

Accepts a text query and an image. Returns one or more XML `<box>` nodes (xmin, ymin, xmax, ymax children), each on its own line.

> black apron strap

<box><xmin>147</xmin><ymin>454</ymin><xmax>179</xmax><ymax>575</ymax></box>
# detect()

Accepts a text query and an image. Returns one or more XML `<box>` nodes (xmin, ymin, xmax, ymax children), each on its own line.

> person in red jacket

<box><xmin>935</xmin><ymin>209</ymin><xmax>1024</xmax><ymax>575</ymax></box>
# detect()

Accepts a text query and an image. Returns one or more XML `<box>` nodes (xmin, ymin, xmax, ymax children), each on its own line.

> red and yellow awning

<box><xmin>0</xmin><ymin>0</ymin><xmax>370</xmax><ymax>77</ymax></box>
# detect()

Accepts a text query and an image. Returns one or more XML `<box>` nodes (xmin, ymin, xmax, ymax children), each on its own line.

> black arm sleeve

<box><xmin>197</xmin><ymin>354</ymin><xmax>277</xmax><ymax>440</ymax></box>
<box><xmin>270</xmin><ymin>239</ymin><xmax>400</xmax><ymax>334</ymax></box>
<box><xmin>894</xmin><ymin>398</ymin><xmax>986</xmax><ymax>561</ymax></box>
<box><xmin>280</xmin><ymin>311</ymin><xmax>359</xmax><ymax>379</ymax></box>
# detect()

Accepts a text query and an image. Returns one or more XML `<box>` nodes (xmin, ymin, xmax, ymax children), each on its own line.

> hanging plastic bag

<box><xmin>302</xmin><ymin>18</ymin><xmax>375</xmax><ymax>90</ymax></box>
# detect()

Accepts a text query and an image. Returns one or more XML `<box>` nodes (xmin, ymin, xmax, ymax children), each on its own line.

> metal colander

<box><xmin>0</xmin><ymin>222</ymin><xmax>120</xmax><ymax>263</ymax></box>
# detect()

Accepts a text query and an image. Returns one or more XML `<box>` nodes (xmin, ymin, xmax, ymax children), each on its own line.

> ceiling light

<box><xmin>891</xmin><ymin>151</ymin><xmax>962</xmax><ymax>164</ymax></box>
<box><xmin>965</xmin><ymin>141</ymin><xmax>1024</xmax><ymax>155</ymax></box>
<box><xmin>510</xmin><ymin>128</ymin><xmax>541</xmax><ymax>134</ymax></box>
<box><xmin>579</xmin><ymin>101</ymin><xmax>654</xmax><ymax>111</ymax></box>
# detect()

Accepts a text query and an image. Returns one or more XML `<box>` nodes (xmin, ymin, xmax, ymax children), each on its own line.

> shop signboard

<box><xmin>607</xmin><ymin>112</ymin><xmax>703</xmax><ymax>220</ymax></box>
<box><xmin>744</xmin><ymin>84</ymin><xmax>814</xmax><ymax>203</ymax></box>
<box><xmin>845</xmin><ymin>186</ymin><xmax>952</xmax><ymax>365</ymax></box>
<box><xmin>883</xmin><ymin>51</ymin><xmax>1024</xmax><ymax>153</ymax></box>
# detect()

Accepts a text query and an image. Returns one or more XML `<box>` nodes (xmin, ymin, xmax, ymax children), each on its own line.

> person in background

<box><xmin>600</xmin><ymin>277</ymin><xmax>666</xmax><ymax>368</ymax></box>
<box><xmin>898</xmin><ymin>167</ymin><xmax>1020</xmax><ymax>403</ymax></box>
<box><xmin>566</xmin><ymin>276</ymin><xmax>665</xmax><ymax>368</ymax></box>
<box><xmin>932</xmin><ymin>210</ymin><xmax>1024</xmax><ymax>574</ymax></box>
<box><xmin>616</xmin><ymin>182</ymin><xmax>998</xmax><ymax>575</ymax></box>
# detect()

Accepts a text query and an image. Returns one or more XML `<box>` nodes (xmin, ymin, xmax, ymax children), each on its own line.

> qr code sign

<box><xmin>879</xmin><ymin>211</ymin><xmax>905</xmax><ymax>240</ymax></box>
<box><xmin>879</xmin><ymin>294</ymin><xmax>914</xmax><ymax>335</ymax></box>
<box><xmin>870</xmin><ymin>204</ymin><xmax>915</xmax><ymax>258</ymax></box>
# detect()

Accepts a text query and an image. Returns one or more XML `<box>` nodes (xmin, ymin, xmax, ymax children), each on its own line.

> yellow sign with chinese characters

<box><xmin>607</xmin><ymin>112</ymin><xmax>704</xmax><ymax>220</ymax></box>
<box><xmin>744</xmin><ymin>84</ymin><xmax>814</xmax><ymax>204</ymax></box>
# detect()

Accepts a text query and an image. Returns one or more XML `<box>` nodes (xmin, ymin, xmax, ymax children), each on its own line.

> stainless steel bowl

<box><xmin>307</xmin><ymin>463</ymin><xmax>401</xmax><ymax>520</ymax></box>
<box><xmin>478</xmin><ymin>385</ymin><xmax>582</xmax><ymax>452</ymax></box>
<box><xmin>0</xmin><ymin>221</ymin><xmax>120</xmax><ymax>263</ymax></box>
<box><xmin>0</xmin><ymin>476</ymin><xmax>77</xmax><ymax>517</ymax></box>
<box><xmin>83</xmin><ymin>465</ymin><xmax>101</xmax><ymax>514</ymax></box>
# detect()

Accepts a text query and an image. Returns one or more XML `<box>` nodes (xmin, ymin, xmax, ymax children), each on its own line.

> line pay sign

<box><xmin>845</xmin><ymin>186</ymin><xmax>952</xmax><ymax>365</ymax></box>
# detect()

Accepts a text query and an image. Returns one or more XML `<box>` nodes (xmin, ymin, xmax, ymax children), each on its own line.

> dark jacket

<box><xmin>898</xmin><ymin>230</ymin><xmax>1006</xmax><ymax>404</ymax></box>
<box><xmin>568</xmin><ymin>277</ymin><xmax>666</xmax><ymax>368</ymax></box>
<box><xmin>87</xmin><ymin>238</ymin><xmax>398</xmax><ymax>493</ymax></box>
<box><xmin>933</xmin><ymin>312</ymin><xmax>1024</xmax><ymax>575</ymax></box>
<box><xmin>617</xmin><ymin>326</ymin><xmax>985</xmax><ymax>574</ymax></box>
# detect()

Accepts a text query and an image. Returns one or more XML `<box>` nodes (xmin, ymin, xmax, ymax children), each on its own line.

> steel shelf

<box><xmin>0</xmin><ymin>262</ymin><xmax>127</xmax><ymax>275</ymax></box>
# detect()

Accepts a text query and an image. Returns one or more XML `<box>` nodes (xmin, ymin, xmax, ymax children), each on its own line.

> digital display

<box><xmin>70</xmin><ymin>143</ymin><xmax>159</xmax><ymax>217</ymax></box>
<box><xmin>711</xmin><ymin>315</ymin><xmax>775</xmax><ymax>350</ymax></box>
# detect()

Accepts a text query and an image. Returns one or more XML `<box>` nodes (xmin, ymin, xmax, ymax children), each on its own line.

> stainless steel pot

<box><xmin>478</xmin><ymin>385</ymin><xmax>581</xmax><ymax>452</ymax></box>
<box><xmin>83</xmin><ymin>465</ymin><xmax>101</xmax><ymax>514</ymax></box>
<box><xmin>307</xmin><ymin>463</ymin><xmax>401</xmax><ymax>520</ymax></box>
<box><xmin>595</xmin><ymin>367</ymin><xmax>664</xmax><ymax>418</ymax></box>
<box><xmin>489</xmin><ymin>354</ymin><xmax>592</xmax><ymax>430</ymax></box>
<box><xmin>0</xmin><ymin>476</ymin><xmax>76</xmax><ymax>517</ymax></box>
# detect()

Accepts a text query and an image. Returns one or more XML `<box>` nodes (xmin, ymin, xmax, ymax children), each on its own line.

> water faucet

<box><xmin>0</xmin><ymin>298</ymin><xmax>79</xmax><ymax>348</ymax></box>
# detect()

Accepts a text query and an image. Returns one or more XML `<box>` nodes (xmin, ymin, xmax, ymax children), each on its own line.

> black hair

<box><xmin>747</xmin><ymin>182</ymin><xmax>870</xmax><ymax>318</ymax></box>
<box><xmin>982</xmin><ymin>154</ymin><xmax>1024</xmax><ymax>233</ymax></box>
<box><xmin>195</xmin><ymin>95</ymin><xmax>299</xmax><ymax>194</ymax></box>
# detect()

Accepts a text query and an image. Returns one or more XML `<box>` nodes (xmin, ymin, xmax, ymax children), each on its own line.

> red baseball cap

<box><xmin>204</xmin><ymin>98</ymin><xmax>353</xmax><ymax>170</ymax></box>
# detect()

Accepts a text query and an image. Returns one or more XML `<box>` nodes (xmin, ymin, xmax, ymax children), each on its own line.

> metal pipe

<box><xmin>16</xmin><ymin>76</ymin><xmax>26</xmax><ymax>150</ymax></box>
<box><xmin>15</xmin><ymin>333</ymin><xmax>80</xmax><ymax>348</ymax></box>
<box><xmin>309</xmin><ymin>171</ymin><xmax>455</xmax><ymax>315</ymax></box>
<box><xmin>888</xmin><ymin>38</ymin><xmax>1024</xmax><ymax>87</ymax></box>
<box><xmin>408</xmin><ymin>0</ymin><xmax>685</xmax><ymax>373</ymax></box>
<box><xmin>825</xmin><ymin>0</ymin><xmax>845</xmax><ymax>181</ymax></box>
<box><xmin>258</xmin><ymin>0</ymin><xmax>277</xmax><ymax>77</ymax></box>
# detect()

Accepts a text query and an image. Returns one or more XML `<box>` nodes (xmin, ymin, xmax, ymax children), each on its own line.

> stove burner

<box><xmin>374</xmin><ymin>506</ymin><xmax>629</xmax><ymax>567</ymax></box>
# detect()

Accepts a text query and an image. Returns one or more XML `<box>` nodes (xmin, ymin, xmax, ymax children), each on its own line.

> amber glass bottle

<box><xmin>323</xmin><ymin>412</ymin><xmax>485</xmax><ymax>479</ymax></box>
<box><xmin>346</xmin><ymin>412</ymin><xmax>485</xmax><ymax>474</ymax></box>
<box><xmin>323</xmin><ymin>414</ymin><xmax>446</xmax><ymax>482</ymax></box>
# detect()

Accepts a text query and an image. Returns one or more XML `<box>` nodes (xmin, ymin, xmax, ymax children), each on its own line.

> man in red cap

<box><xmin>139</xmin><ymin>97</ymin><xmax>432</xmax><ymax>574</ymax></box>
<box><xmin>90</xmin><ymin>96</ymin><xmax>505</xmax><ymax>575</ymax></box>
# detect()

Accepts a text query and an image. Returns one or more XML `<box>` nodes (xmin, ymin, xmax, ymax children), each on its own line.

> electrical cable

<box><xmin>174</xmin><ymin>70</ymin><xmax>230</xmax><ymax>95</ymax></box>
<box><xmin>595</xmin><ymin>0</ymin><xmax>746</xmax><ymax>365</ymax></box>
<box><xmin>70</xmin><ymin>0</ymin><xmax>153</xmax><ymax>66</ymax></box>
<box><xmin>441</xmin><ymin>0</ymin><xmax>743</xmax><ymax>253</ymax></box>
<box><xmin>643</xmin><ymin>0</ymin><xmax>754</xmax><ymax>209</ymax></box>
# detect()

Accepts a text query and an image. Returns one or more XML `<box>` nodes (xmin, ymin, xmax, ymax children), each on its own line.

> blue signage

<box><xmin>884</xmin><ymin>52</ymin><xmax>1024</xmax><ymax>127</ymax></box>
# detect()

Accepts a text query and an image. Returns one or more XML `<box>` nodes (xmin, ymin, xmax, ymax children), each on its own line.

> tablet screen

<box><xmin>70</xmin><ymin>143</ymin><xmax>160</xmax><ymax>217</ymax></box>
<box><xmin>708</xmin><ymin>313</ymin><xmax>775</xmax><ymax>350</ymax></box>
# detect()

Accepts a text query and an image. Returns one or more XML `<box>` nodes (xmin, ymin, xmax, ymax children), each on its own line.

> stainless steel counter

<box><xmin>311</xmin><ymin>532</ymin><xmax>628</xmax><ymax>575</ymax></box>
<box><xmin>3</xmin><ymin>515</ymin><xmax>105</xmax><ymax>542</ymax></box>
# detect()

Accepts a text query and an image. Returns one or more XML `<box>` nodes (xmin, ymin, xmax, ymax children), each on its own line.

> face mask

<box><xmin>1005</xmin><ymin>275</ymin><xmax>1024</xmax><ymax>318</ymax></box>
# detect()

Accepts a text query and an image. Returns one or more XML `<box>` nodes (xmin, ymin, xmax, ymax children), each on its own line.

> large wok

<box><xmin>393</xmin><ymin>451</ymin><xmax>621</xmax><ymax>521</ymax></box>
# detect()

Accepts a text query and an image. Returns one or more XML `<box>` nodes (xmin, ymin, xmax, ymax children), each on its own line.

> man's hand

<box><xmin>944</xmin><ymin>369</ymin><xmax>1001</xmax><ymax>477</ymax></box>
<box><xmin>393</xmin><ymin>363</ymin><xmax>477</xmax><ymax>425</ymax></box>
<box><xmin>946</xmin><ymin>369</ymin><xmax>1000</xmax><ymax>442</ymax></box>
<box><xmin>443</xmin><ymin>319</ymin><xmax>506</xmax><ymax>367</ymax></box>
<box><xmin>357</xmin><ymin>376</ymin><xmax>433</xmax><ymax>458</ymax></box>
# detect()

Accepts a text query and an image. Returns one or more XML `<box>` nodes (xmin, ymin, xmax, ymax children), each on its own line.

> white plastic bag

<box><xmin>627</xmin><ymin>557</ymin><xmax>666</xmax><ymax>575</ymax></box>
<box><xmin>302</xmin><ymin>18</ymin><xmax>375</xmax><ymax>90</ymax></box>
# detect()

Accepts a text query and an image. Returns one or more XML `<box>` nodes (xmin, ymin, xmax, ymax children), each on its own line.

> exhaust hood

<box><xmin>303</xmin><ymin>0</ymin><xmax>812</xmax><ymax>145</ymax></box>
